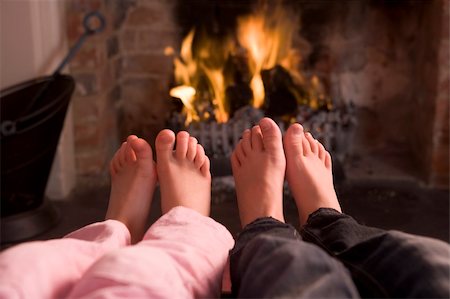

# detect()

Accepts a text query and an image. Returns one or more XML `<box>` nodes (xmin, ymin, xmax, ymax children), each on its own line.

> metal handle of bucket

<box><xmin>0</xmin><ymin>11</ymin><xmax>105</xmax><ymax>138</ymax></box>
<box><xmin>53</xmin><ymin>11</ymin><xmax>105</xmax><ymax>75</ymax></box>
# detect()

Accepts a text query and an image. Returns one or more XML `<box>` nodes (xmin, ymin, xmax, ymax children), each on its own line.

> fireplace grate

<box><xmin>169</xmin><ymin>104</ymin><xmax>356</xmax><ymax>159</ymax></box>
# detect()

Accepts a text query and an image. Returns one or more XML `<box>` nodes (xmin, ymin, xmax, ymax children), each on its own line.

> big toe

<box><xmin>129</xmin><ymin>137</ymin><xmax>153</xmax><ymax>161</ymax></box>
<box><xmin>284</xmin><ymin>123</ymin><xmax>304</xmax><ymax>159</ymax></box>
<box><xmin>259</xmin><ymin>117</ymin><xmax>283</xmax><ymax>152</ymax></box>
<box><xmin>156</xmin><ymin>129</ymin><xmax>176</xmax><ymax>161</ymax></box>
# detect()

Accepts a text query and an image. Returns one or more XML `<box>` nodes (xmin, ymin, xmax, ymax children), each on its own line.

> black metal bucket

<box><xmin>1</xmin><ymin>75</ymin><xmax>75</xmax><ymax>242</ymax></box>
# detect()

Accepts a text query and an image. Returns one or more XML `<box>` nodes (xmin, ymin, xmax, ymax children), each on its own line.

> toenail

<box><xmin>292</xmin><ymin>125</ymin><xmax>302</xmax><ymax>135</ymax></box>
<box><xmin>260</xmin><ymin>120</ymin><xmax>271</xmax><ymax>130</ymax></box>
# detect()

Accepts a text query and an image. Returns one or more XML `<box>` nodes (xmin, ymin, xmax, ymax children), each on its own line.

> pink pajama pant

<box><xmin>0</xmin><ymin>206</ymin><xmax>234</xmax><ymax>298</ymax></box>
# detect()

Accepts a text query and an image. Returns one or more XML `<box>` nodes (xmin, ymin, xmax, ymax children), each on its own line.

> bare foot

<box><xmin>155</xmin><ymin>130</ymin><xmax>211</xmax><ymax>216</ymax></box>
<box><xmin>231</xmin><ymin>118</ymin><xmax>286</xmax><ymax>228</ymax></box>
<box><xmin>283</xmin><ymin>124</ymin><xmax>341</xmax><ymax>226</ymax></box>
<box><xmin>106</xmin><ymin>135</ymin><xmax>157</xmax><ymax>244</ymax></box>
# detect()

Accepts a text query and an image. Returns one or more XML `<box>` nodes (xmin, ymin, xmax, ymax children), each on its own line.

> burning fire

<box><xmin>166</xmin><ymin>2</ymin><xmax>327</xmax><ymax>125</ymax></box>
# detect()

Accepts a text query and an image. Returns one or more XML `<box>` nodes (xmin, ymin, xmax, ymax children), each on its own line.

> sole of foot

<box><xmin>283</xmin><ymin>124</ymin><xmax>341</xmax><ymax>226</ymax></box>
<box><xmin>231</xmin><ymin>118</ymin><xmax>286</xmax><ymax>228</ymax></box>
<box><xmin>106</xmin><ymin>135</ymin><xmax>157</xmax><ymax>244</ymax></box>
<box><xmin>155</xmin><ymin>129</ymin><xmax>211</xmax><ymax>216</ymax></box>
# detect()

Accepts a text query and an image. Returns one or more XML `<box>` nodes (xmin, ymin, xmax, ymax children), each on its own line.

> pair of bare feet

<box><xmin>105</xmin><ymin>118</ymin><xmax>341</xmax><ymax>244</ymax></box>
<box><xmin>231</xmin><ymin>118</ymin><xmax>341</xmax><ymax>228</ymax></box>
<box><xmin>105</xmin><ymin>131</ymin><xmax>211</xmax><ymax>243</ymax></box>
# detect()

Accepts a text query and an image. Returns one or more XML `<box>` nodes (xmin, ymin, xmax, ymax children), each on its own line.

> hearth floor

<box><xmin>3</xmin><ymin>180</ymin><xmax>449</xmax><ymax>250</ymax></box>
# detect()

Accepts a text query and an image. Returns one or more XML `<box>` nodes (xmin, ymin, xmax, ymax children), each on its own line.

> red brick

<box><xmin>97</xmin><ymin>63</ymin><xmax>115</xmax><ymax>94</ymax></box>
<box><xmin>137</xmin><ymin>30</ymin><xmax>177</xmax><ymax>52</ymax></box>
<box><xmin>67</xmin><ymin>0</ymin><xmax>102</xmax><ymax>13</ymax></box>
<box><xmin>72</xmin><ymin>94</ymin><xmax>100</xmax><ymax>122</ymax></box>
<box><xmin>67</xmin><ymin>14</ymin><xmax>84</xmax><ymax>42</ymax></box>
<box><xmin>120</xmin><ymin>30</ymin><xmax>138</xmax><ymax>52</ymax></box>
<box><xmin>125</xmin><ymin>6</ymin><xmax>161</xmax><ymax>27</ymax></box>
<box><xmin>69</xmin><ymin>41</ymin><xmax>107</xmax><ymax>70</ymax></box>
<box><xmin>99</xmin><ymin>106</ymin><xmax>119</xmax><ymax>142</ymax></box>
<box><xmin>74</xmin><ymin>119</ymin><xmax>103</xmax><ymax>147</ymax></box>
<box><xmin>122</xmin><ymin>54</ymin><xmax>172</xmax><ymax>75</ymax></box>
<box><xmin>121</xmin><ymin>77</ymin><xmax>164</xmax><ymax>102</ymax></box>
<box><xmin>73</xmin><ymin>72</ymin><xmax>99</xmax><ymax>96</ymax></box>
<box><xmin>112</xmin><ymin>57</ymin><xmax>123</xmax><ymax>81</ymax></box>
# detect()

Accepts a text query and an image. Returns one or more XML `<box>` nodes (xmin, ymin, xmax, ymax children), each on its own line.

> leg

<box><xmin>283</xmin><ymin>124</ymin><xmax>450</xmax><ymax>298</ymax></box>
<box><xmin>0</xmin><ymin>136</ymin><xmax>157</xmax><ymax>298</ymax></box>
<box><xmin>230</xmin><ymin>118</ymin><xmax>359</xmax><ymax>298</ymax></box>
<box><xmin>105</xmin><ymin>135</ymin><xmax>157</xmax><ymax>244</ymax></box>
<box><xmin>68</xmin><ymin>130</ymin><xmax>234</xmax><ymax>299</ymax></box>
<box><xmin>302</xmin><ymin>209</ymin><xmax>450</xmax><ymax>298</ymax></box>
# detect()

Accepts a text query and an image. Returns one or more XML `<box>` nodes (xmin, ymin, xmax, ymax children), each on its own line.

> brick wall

<box><xmin>117</xmin><ymin>0</ymin><xmax>177</xmax><ymax>149</ymax></box>
<box><xmin>67</xmin><ymin>0</ymin><xmax>132</xmax><ymax>176</ymax></box>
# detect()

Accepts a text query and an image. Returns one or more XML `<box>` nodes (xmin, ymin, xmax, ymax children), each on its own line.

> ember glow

<box><xmin>167</xmin><ymin>2</ymin><xmax>328</xmax><ymax>125</ymax></box>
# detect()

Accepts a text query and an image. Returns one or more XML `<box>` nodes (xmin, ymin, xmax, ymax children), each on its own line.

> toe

<box><xmin>325</xmin><ymin>152</ymin><xmax>332</xmax><ymax>170</ymax></box>
<box><xmin>129</xmin><ymin>137</ymin><xmax>153</xmax><ymax>161</ymax></box>
<box><xmin>302</xmin><ymin>133</ymin><xmax>311</xmax><ymax>156</ymax></box>
<box><xmin>175</xmin><ymin>131</ymin><xmax>190</xmax><ymax>160</ymax></box>
<box><xmin>186</xmin><ymin>137</ymin><xmax>198</xmax><ymax>161</ymax></box>
<box><xmin>127</xmin><ymin>135</ymin><xmax>139</xmax><ymax>142</ymax></box>
<box><xmin>156</xmin><ymin>129</ymin><xmax>176</xmax><ymax>162</ymax></box>
<box><xmin>126</xmin><ymin>135</ymin><xmax>139</xmax><ymax>162</ymax></box>
<box><xmin>283</xmin><ymin>123</ymin><xmax>304</xmax><ymax>158</ymax></box>
<box><xmin>194</xmin><ymin>144</ymin><xmax>206</xmax><ymax>168</ymax></box>
<box><xmin>118</xmin><ymin>142</ymin><xmax>127</xmax><ymax>168</ymax></box>
<box><xmin>110</xmin><ymin>150</ymin><xmax>120</xmax><ymax>175</ymax></box>
<box><xmin>305</xmin><ymin>133</ymin><xmax>318</xmax><ymax>154</ymax></box>
<box><xmin>241</xmin><ymin>129</ymin><xmax>252</xmax><ymax>155</ymax></box>
<box><xmin>231</xmin><ymin>151</ymin><xmax>240</xmax><ymax>171</ymax></box>
<box><xmin>235</xmin><ymin>140</ymin><xmax>246</xmax><ymax>163</ymax></box>
<box><xmin>124</xmin><ymin>142</ymin><xmax>136</xmax><ymax>162</ymax></box>
<box><xmin>259</xmin><ymin>117</ymin><xmax>283</xmax><ymax>152</ymax></box>
<box><xmin>251</xmin><ymin>126</ymin><xmax>264</xmax><ymax>151</ymax></box>
<box><xmin>200</xmin><ymin>156</ymin><xmax>211</xmax><ymax>177</ymax></box>
<box><xmin>318</xmin><ymin>142</ymin><xmax>326</xmax><ymax>162</ymax></box>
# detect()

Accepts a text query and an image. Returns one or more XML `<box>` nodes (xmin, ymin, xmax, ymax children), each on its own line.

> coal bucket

<box><xmin>1</xmin><ymin>75</ymin><xmax>75</xmax><ymax>243</ymax></box>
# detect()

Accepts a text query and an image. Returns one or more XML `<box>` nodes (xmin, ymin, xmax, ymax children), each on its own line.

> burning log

<box><xmin>223</xmin><ymin>51</ymin><xmax>253</xmax><ymax>118</ymax></box>
<box><xmin>261</xmin><ymin>65</ymin><xmax>299</xmax><ymax>117</ymax></box>
<box><xmin>225</xmin><ymin>82</ymin><xmax>253</xmax><ymax>118</ymax></box>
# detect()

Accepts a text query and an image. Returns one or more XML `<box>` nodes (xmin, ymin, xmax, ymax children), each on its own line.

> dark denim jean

<box><xmin>230</xmin><ymin>208</ymin><xmax>450</xmax><ymax>298</ymax></box>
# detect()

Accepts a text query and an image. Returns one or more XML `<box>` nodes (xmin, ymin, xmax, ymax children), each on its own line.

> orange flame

<box><xmin>237</xmin><ymin>5</ymin><xmax>296</xmax><ymax>108</ymax></box>
<box><xmin>167</xmin><ymin>2</ymin><xmax>324</xmax><ymax>125</ymax></box>
<box><xmin>169</xmin><ymin>85</ymin><xmax>198</xmax><ymax>125</ymax></box>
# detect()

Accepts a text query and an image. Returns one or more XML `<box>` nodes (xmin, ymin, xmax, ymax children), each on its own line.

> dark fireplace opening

<box><xmin>164</xmin><ymin>1</ymin><xmax>355</xmax><ymax>171</ymax></box>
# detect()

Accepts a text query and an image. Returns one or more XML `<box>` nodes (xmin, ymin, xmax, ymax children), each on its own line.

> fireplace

<box><xmin>66</xmin><ymin>0</ymin><xmax>449</xmax><ymax>188</ymax></box>
<box><xmin>164</xmin><ymin>1</ymin><xmax>355</xmax><ymax>165</ymax></box>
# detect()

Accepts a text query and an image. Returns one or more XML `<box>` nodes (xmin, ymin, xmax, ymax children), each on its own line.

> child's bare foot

<box><xmin>156</xmin><ymin>130</ymin><xmax>211</xmax><ymax>216</ymax></box>
<box><xmin>106</xmin><ymin>135</ymin><xmax>157</xmax><ymax>244</ymax></box>
<box><xmin>283</xmin><ymin>124</ymin><xmax>341</xmax><ymax>226</ymax></box>
<box><xmin>231</xmin><ymin>118</ymin><xmax>286</xmax><ymax>228</ymax></box>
